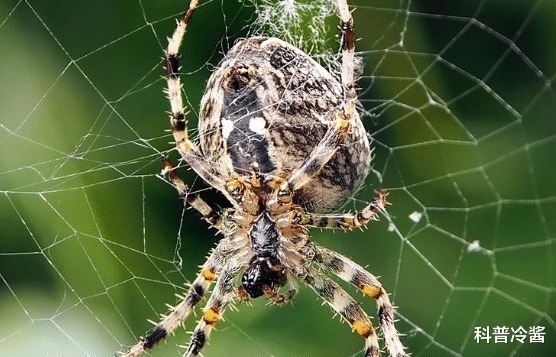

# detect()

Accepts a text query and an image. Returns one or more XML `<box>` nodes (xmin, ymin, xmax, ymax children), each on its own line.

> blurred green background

<box><xmin>0</xmin><ymin>0</ymin><xmax>554</xmax><ymax>356</ymax></box>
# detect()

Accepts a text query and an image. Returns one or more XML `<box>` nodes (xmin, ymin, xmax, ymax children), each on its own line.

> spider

<box><xmin>122</xmin><ymin>0</ymin><xmax>407</xmax><ymax>356</ymax></box>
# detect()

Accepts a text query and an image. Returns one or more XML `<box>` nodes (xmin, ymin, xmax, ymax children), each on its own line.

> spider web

<box><xmin>1</xmin><ymin>0</ymin><xmax>554</xmax><ymax>356</ymax></box>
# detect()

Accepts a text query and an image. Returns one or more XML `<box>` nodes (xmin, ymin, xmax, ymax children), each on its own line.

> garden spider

<box><xmin>122</xmin><ymin>0</ymin><xmax>407</xmax><ymax>356</ymax></box>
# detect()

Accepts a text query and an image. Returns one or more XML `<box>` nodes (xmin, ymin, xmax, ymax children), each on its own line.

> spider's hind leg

<box><xmin>335</xmin><ymin>0</ymin><xmax>357</xmax><ymax>106</ymax></box>
<box><xmin>285</xmin><ymin>0</ymin><xmax>360</xmax><ymax>192</ymax></box>
<box><xmin>286</xmin><ymin>112</ymin><xmax>355</xmax><ymax>191</ymax></box>
<box><xmin>165</xmin><ymin>0</ymin><xmax>229</xmax><ymax>190</ymax></box>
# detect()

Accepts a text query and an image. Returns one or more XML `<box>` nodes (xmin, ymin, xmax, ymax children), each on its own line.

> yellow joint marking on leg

<box><xmin>362</xmin><ymin>285</ymin><xmax>382</xmax><ymax>299</ymax></box>
<box><xmin>203</xmin><ymin>307</ymin><xmax>220</xmax><ymax>325</ymax></box>
<box><xmin>353</xmin><ymin>321</ymin><xmax>373</xmax><ymax>338</ymax></box>
<box><xmin>202</xmin><ymin>268</ymin><xmax>216</xmax><ymax>281</ymax></box>
<box><xmin>177</xmin><ymin>140</ymin><xmax>193</xmax><ymax>152</ymax></box>
<box><xmin>248</xmin><ymin>166</ymin><xmax>262</xmax><ymax>188</ymax></box>
<box><xmin>292</xmin><ymin>211</ymin><xmax>310</xmax><ymax>225</ymax></box>
<box><xmin>340</xmin><ymin>217</ymin><xmax>355</xmax><ymax>228</ymax></box>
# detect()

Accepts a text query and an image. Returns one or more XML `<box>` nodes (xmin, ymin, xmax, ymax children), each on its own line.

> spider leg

<box><xmin>121</xmin><ymin>243</ymin><xmax>228</xmax><ymax>357</ymax></box>
<box><xmin>165</xmin><ymin>0</ymin><xmax>230</xmax><ymax>190</ymax></box>
<box><xmin>285</xmin><ymin>0</ymin><xmax>361</xmax><ymax>192</ymax></box>
<box><xmin>263</xmin><ymin>285</ymin><xmax>297</xmax><ymax>305</ymax></box>
<box><xmin>286</xmin><ymin>115</ymin><xmax>353</xmax><ymax>191</ymax></box>
<box><xmin>161</xmin><ymin>157</ymin><xmax>224</xmax><ymax>228</ymax></box>
<box><xmin>295</xmin><ymin>190</ymin><xmax>388</xmax><ymax>229</ymax></box>
<box><xmin>236</xmin><ymin>285</ymin><xmax>251</xmax><ymax>302</ymax></box>
<box><xmin>336</xmin><ymin>0</ymin><xmax>357</xmax><ymax>112</ymax></box>
<box><xmin>307</xmin><ymin>242</ymin><xmax>407</xmax><ymax>357</ymax></box>
<box><xmin>297</xmin><ymin>267</ymin><xmax>380</xmax><ymax>357</ymax></box>
<box><xmin>184</xmin><ymin>253</ymin><xmax>249</xmax><ymax>357</ymax></box>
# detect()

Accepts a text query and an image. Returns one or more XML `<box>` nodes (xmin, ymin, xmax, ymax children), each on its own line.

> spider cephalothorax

<box><xmin>121</xmin><ymin>1</ymin><xmax>407</xmax><ymax>356</ymax></box>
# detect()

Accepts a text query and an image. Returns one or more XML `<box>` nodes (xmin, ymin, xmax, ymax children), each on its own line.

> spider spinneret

<box><xmin>121</xmin><ymin>0</ymin><xmax>407</xmax><ymax>356</ymax></box>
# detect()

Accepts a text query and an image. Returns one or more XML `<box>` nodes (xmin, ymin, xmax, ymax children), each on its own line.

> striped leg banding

<box><xmin>308</xmin><ymin>242</ymin><xmax>407</xmax><ymax>356</ymax></box>
<box><xmin>299</xmin><ymin>267</ymin><xmax>380</xmax><ymax>357</ymax></box>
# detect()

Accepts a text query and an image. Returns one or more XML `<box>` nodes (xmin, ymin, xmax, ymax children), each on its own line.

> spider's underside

<box><xmin>122</xmin><ymin>1</ymin><xmax>407</xmax><ymax>356</ymax></box>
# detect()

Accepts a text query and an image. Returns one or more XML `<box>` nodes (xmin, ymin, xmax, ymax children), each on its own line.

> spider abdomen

<box><xmin>199</xmin><ymin>37</ymin><xmax>371</xmax><ymax>213</ymax></box>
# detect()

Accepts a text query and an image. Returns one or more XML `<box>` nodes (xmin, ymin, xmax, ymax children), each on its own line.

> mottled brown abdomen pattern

<box><xmin>199</xmin><ymin>37</ymin><xmax>371</xmax><ymax>212</ymax></box>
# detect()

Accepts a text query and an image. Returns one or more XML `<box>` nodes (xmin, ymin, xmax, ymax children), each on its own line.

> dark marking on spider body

<box><xmin>221</xmin><ymin>80</ymin><xmax>276</xmax><ymax>174</ymax></box>
<box><xmin>249</xmin><ymin>211</ymin><xmax>281</xmax><ymax>257</ymax></box>
<box><xmin>242</xmin><ymin>212</ymin><xmax>287</xmax><ymax>298</ymax></box>
<box><xmin>242</xmin><ymin>258</ymin><xmax>286</xmax><ymax>298</ymax></box>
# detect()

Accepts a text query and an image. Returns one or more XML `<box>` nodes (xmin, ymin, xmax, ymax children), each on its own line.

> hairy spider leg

<box><xmin>298</xmin><ymin>267</ymin><xmax>380</xmax><ymax>357</ymax></box>
<box><xmin>296</xmin><ymin>190</ymin><xmax>388</xmax><ymax>230</ymax></box>
<box><xmin>184</xmin><ymin>254</ymin><xmax>250</xmax><ymax>357</ymax></box>
<box><xmin>336</xmin><ymin>0</ymin><xmax>357</xmax><ymax>110</ymax></box>
<box><xmin>286</xmin><ymin>116</ymin><xmax>353</xmax><ymax>191</ymax></box>
<box><xmin>285</xmin><ymin>0</ymin><xmax>360</xmax><ymax>192</ymax></box>
<box><xmin>308</xmin><ymin>242</ymin><xmax>408</xmax><ymax>357</ymax></box>
<box><xmin>262</xmin><ymin>284</ymin><xmax>297</xmax><ymax>305</ymax></box>
<box><xmin>162</xmin><ymin>157</ymin><xmax>224</xmax><ymax>228</ymax></box>
<box><xmin>165</xmin><ymin>0</ymin><xmax>230</xmax><ymax>191</ymax></box>
<box><xmin>122</xmin><ymin>244</ymin><xmax>228</xmax><ymax>357</ymax></box>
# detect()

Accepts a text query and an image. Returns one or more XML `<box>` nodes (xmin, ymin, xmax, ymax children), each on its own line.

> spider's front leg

<box><xmin>165</xmin><ymin>0</ymin><xmax>230</xmax><ymax>191</ymax></box>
